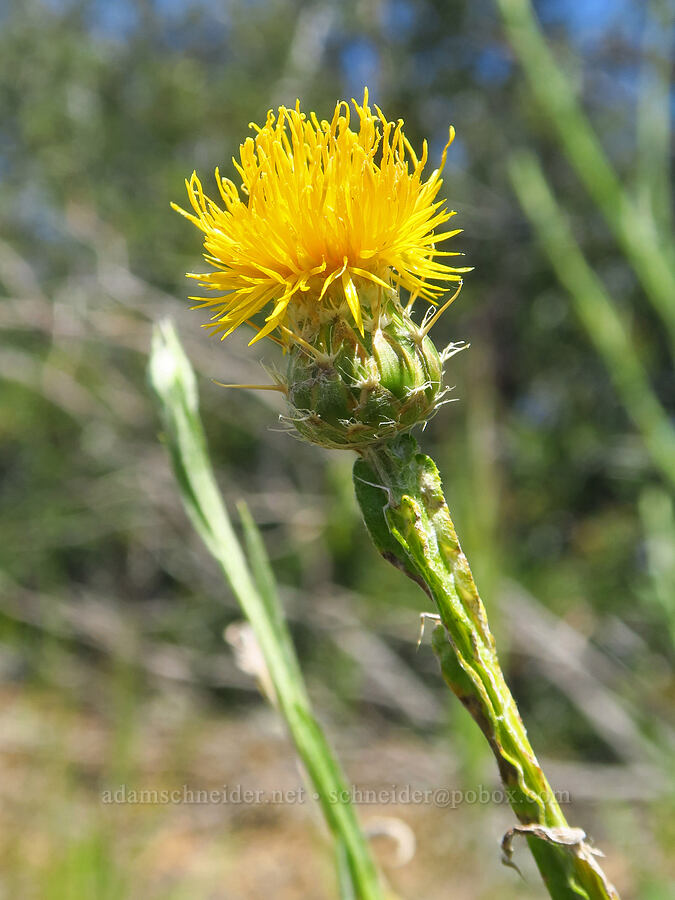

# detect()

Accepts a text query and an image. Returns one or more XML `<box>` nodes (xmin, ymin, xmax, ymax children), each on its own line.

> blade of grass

<box><xmin>636</xmin><ymin>0</ymin><xmax>674</xmax><ymax>235</ymax></box>
<box><xmin>508</xmin><ymin>150</ymin><xmax>675</xmax><ymax>492</ymax></box>
<box><xmin>337</xmin><ymin>838</ymin><xmax>358</xmax><ymax>900</ymax></box>
<box><xmin>237</xmin><ymin>500</ymin><xmax>305</xmax><ymax>685</ymax></box>
<box><xmin>638</xmin><ymin>486</ymin><xmax>675</xmax><ymax>645</ymax></box>
<box><xmin>147</xmin><ymin>319</ymin><xmax>384</xmax><ymax>900</ymax></box>
<box><xmin>495</xmin><ymin>0</ymin><xmax>675</xmax><ymax>353</ymax></box>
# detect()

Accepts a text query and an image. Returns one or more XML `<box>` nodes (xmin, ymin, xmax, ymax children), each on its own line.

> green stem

<box><xmin>149</xmin><ymin>321</ymin><xmax>384</xmax><ymax>900</ymax></box>
<box><xmin>354</xmin><ymin>433</ymin><xmax>619</xmax><ymax>900</ymax></box>
<box><xmin>508</xmin><ymin>150</ymin><xmax>675</xmax><ymax>492</ymax></box>
<box><xmin>495</xmin><ymin>0</ymin><xmax>675</xmax><ymax>353</ymax></box>
<box><xmin>636</xmin><ymin>0</ymin><xmax>674</xmax><ymax>235</ymax></box>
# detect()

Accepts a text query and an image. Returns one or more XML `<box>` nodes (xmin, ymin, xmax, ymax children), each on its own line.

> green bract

<box><xmin>284</xmin><ymin>303</ymin><xmax>444</xmax><ymax>450</ymax></box>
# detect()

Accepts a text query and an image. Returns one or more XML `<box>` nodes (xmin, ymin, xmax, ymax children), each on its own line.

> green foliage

<box><xmin>356</xmin><ymin>434</ymin><xmax>618</xmax><ymax>898</ymax></box>
<box><xmin>0</xmin><ymin>0</ymin><xmax>673</xmax><ymax>895</ymax></box>
<box><xmin>148</xmin><ymin>321</ymin><xmax>384</xmax><ymax>900</ymax></box>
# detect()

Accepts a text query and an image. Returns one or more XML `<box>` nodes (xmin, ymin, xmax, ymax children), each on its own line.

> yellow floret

<box><xmin>173</xmin><ymin>88</ymin><xmax>470</xmax><ymax>344</ymax></box>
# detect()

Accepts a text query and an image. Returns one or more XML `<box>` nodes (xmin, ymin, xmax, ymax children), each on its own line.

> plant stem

<box><xmin>354</xmin><ymin>433</ymin><xmax>619</xmax><ymax>900</ymax></box>
<box><xmin>508</xmin><ymin>150</ymin><xmax>675</xmax><ymax>493</ymax></box>
<box><xmin>636</xmin><ymin>0</ymin><xmax>674</xmax><ymax>235</ymax></box>
<box><xmin>149</xmin><ymin>320</ymin><xmax>384</xmax><ymax>900</ymax></box>
<box><xmin>495</xmin><ymin>0</ymin><xmax>675</xmax><ymax>353</ymax></box>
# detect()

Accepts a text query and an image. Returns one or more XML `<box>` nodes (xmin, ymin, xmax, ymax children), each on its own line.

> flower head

<box><xmin>173</xmin><ymin>89</ymin><xmax>470</xmax><ymax>345</ymax></box>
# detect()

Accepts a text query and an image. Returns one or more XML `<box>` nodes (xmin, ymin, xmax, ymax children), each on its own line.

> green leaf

<box><xmin>148</xmin><ymin>320</ymin><xmax>383</xmax><ymax>900</ymax></box>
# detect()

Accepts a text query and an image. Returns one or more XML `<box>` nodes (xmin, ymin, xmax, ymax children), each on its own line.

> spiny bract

<box><xmin>174</xmin><ymin>90</ymin><xmax>469</xmax><ymax>449</ymax></box>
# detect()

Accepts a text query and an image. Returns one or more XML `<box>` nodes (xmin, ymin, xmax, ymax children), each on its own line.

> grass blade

<box><xmin>148</xmin><ymin>319</ymin><xmax>384</xmax><ymax>900</ymax></box>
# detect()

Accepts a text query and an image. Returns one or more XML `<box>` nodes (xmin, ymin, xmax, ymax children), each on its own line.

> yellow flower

<box><xmin>173</xmin><ymin>89</ymin><xmax>470</xmax><ymax>345</ymax></box>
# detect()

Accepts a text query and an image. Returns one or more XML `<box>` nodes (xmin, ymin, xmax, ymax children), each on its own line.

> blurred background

<box><xmin>1</xmin><ymin>0</ymin><xmax>674</xmax><ymax>897</ymax></box>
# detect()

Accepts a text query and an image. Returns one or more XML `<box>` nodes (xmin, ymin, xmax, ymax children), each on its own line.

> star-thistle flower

<box><xmin>165</xmin><ymin>91</ymin><xmax>621</xmax><ymax>900</ymax></box>
<box><xmin>174</xmin><ymin>89</ymin><xmax>470</xmax><ymax>449</ymax></box>
<box><xmin>173</xmin><ymin>88</ymin><xmax>469</xmax><ymax>345</ymax></box>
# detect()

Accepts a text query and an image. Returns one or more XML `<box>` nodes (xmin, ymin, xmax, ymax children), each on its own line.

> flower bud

<box><xmin>284</xmin><ymin>295</ymin><xmax>444</xmax><ymax>450</ymax></box>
